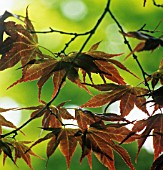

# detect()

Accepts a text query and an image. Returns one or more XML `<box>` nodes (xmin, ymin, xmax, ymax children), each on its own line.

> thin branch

<box><xmin>143</xmin><ymin>0</ymin><xmax>147</xmax><ymax>7</ymax></box>
<box><xmin>59</xmin><ymin>35</ymin><xmax>77</xmax><ymax>55</ymax></box>
<box><xmin>30</xmin><ymin>27</ymin><xmax>92</xmax><ymax>55</ymax></box>
<box><xmin>107</xmin><ymin>8</ymin><xmax>151</xmax><ymax>92</ymax></box>
<box><xmin>0</xmin><ymin>106</ymin><xmax>47</xmax><ymax>138</ymax></box>
<box><xmin>144</xmin><ymin>0</ymin><xmax>163</xmax><ymax>7</ymax></box>
<box><xmin>153</xmin><ymin>0</ymin><xmax>163</xmax><ymax>7</ymax></box>
<box><xmin>138</xmin><ymin>19</ymin><xmax>163</xmax><ymax>33</ymax></box>
<box><xmin>30</xmin><ymin>27</ymin><xmax>91</xmax><ymax>36</ymax></box>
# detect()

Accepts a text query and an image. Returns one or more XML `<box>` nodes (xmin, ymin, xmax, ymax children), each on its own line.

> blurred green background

<box><xmin>0</xmin><ymin>0</ymin><xmax>162</xmax><ymax>169</ymax></box>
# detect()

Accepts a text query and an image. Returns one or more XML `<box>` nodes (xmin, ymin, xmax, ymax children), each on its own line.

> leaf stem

<box><xmin>39</xmin><ymin>45</ymin><xmax>55</xmax><ymax>57</ymax></box>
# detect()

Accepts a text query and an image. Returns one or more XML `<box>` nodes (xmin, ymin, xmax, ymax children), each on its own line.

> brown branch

<box><xmin>58</xmin><ymin>35</ymin><xmax>78</xmax><ymax>55</ymax></box>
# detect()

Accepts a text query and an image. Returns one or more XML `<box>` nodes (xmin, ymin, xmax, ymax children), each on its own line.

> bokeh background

<box><xmin>0</xmin><ymin>0</ymin><xmax>163</xmax><ymax>169</ymax></box>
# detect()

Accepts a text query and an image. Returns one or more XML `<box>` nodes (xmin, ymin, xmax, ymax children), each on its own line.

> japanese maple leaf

<box><xmin>8</xmin><ymin>59</ymin><xmax>58</xmax><ymax>100</ymax></box>
<box><xmin>80</xmin><ymin>126</ymin><xmax>136</xmax><ymax>170</ymax></box>
<box><xmin>81</xmin><ymin>83</ymin><xmax>149</xmax><ymax>116</ymax></box>
<box><xmin>145</xmin><ymin>59</ymin><xmax>163</xmax><ymax>89</ymax></box>
<box><xmin>8</xmin><ymin>41</ymin><xmax>137</xmax><ymax>101</ymax></box>
<box><xmin>0</xmin><ymin>7</ymin><xmax>46</xmax><ymax>71</ymax></box>
<box><xmin>150</xmin><ymin>86</ymin><xmax>163</xmax><ymax>107</ymax></box>
<box><xmin>74</xmin><ymin>109</ymin><xmax>138</xmax><ymax>170</ymax></box>
<box><xmin>0</xmin><ymin>138</ymin><xmax>42</xmax><ymax>170</ymax></box>
<box><xmin>75</xmin><ymin>109</ymin><xmax>101</xmax><ymax>130</ymax></box>
<box><xmin>120</xmin><ymin>31</ymin><xmax>163</xmax><ymax>60</ymax></box>
<box><xmin>0</xmin><ymin>114</ymin><xmax>17</xmax><ymax>134</ymax></box>
<box><xmin>13</xmin><ymin>141</ymin><xmax>42</xmax><ymax>170</ymax></box>
<box><xmin>30</xmin><ymin>103</ymin><xmax>74</xmax><ymax>128</ymax></box>
<box><xmin>75</xmin><ymin>109</ymin><xmax>131</xmax><ymax>131</ymax></box>
<box><xmin>29</xmin><ymin>128</ymin><xmax>78</xmax><ymax>169</ymax></box>
<box><xmin>142</xmin><ymin>86</ymin><xmax>163</xmax><ymax>113</ymax></box>
<box><xmin>9</xmin><ymin>55</ymin><xmax>91</xmax><ymax>101</ymax></box>
<box><xmin>0</xmin><ymin>139</ymin><xmax>15</xmax><ymax>164</ymax></box>
<box><xmin>13</xmin><ymin>103</ymin><xmax>73</xmax><ymax>130</ymax></box>
<box><xmin>0</xmin><ymin>10</ymin><xmax>19</xmax><ymax>44</ymax></box>
<box><xmin>71</xmin><ymin>43</ymin><xmax>138</xmax><ymax>84</ymax></box>
<box><xmin>121</xmin><ymin>114</ymin><xmax>163</xmax><ymax>161</ymax></box>
<box><xmin>58</xmin><ymin>129</ymin><xmax>78</xmax><ymax>169</ymax></box>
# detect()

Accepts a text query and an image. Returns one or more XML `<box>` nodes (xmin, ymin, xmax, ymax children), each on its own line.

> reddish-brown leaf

<box><xmin>29</xmin><ymin>103</ymin><xmax>75</xmax><ymax>129</ymax></box>
<box><xmin>81</xmin><ymin>84</ymin><xmax>149</xmax><ymax>116</ymax></box>
<box><xmin>144</xmin><ymin>59</ymin><xmax>163</xmax><ymax>89</ymax></box>
<box><xmin>47</xmin><ymin>136</ymin><xmax>59</xmax><ymax>158</ymax></box>
<box><xmin>0</xmin><ymin>115</ymin><xmax>16</xmax><ymax>134</ymax></box>
<box><xmin>83</xmin><ymin>127</ymin><xmax>135</xmax><ymax>170</ymax></box>
<box><xmin>120</xmin><ymin>31</ymin><xmax>163</xmax><ymax>59</ymax></box>
<box><xmin>52</xmin><ymin>69</ymin><xmax>66</xmax><ymax>99</ymax></box>
<box><xmin>123</xmin><ymin>114</ymin><xmax>163</xmax><ymax>161</ymax></box>
<box><xmin>152</xmin><ymin>116</ymin><xmax>163</xmax><ymax>160</ymax></box>
<box><xmin>94</xmin><ymin>60</ymin><xmax>126</xmax><ymax>84</ymax></box>
<box><xmin>42</xmin><ymin>111</ymin><xmax>62</xmax><ymax>129</ymax></box>
<box><xmin>120</xmin><ymin>92</ymin><xmax>135</xmax><ymax>117</ymax></box>
<box><xmin>8</xmin><ymin>59</ymin><xmax>57</xmax><ymax>89</ymax></box>
<box><xmin>59</xmin><ymin>129</ymin><xmax>78</xmax><ymax>169</ymax></box>
<box><xmin>107</xmin><ymin>59</ymin><xmax>139</xmax><ymax>79</ymax></box>
<box><xmin>0</xmin><ymin>140</ymin><xmax>15</xmax><ymax>164</ymax></box>
<box><xmin>79</xmin><ymin>139</ymin><xmax>92</xmax><ymax>168</ymax></box>
<box><xmin>0</xmin><ymin>8</ymin><xmax>44</xmax><ymax>71</ymax></box>
<box><xmin>0</xmin><ymin>22</ymin><xmax>23</xmax><ymax>70</ymax></box>
<box><xmin>58</xmin><ymin>108</ymin><xmax>74</xmax><ymax>120</ymax></box>
<box><xmin>88</xmin><ymin>41</ymin><xmax>101</xmax><ymax>52</ymax></box>
<box><xmin>84</xmin><ymin>83</ymin><xmax>122</xmax><ymax>91</ymax></box>
<box><xmin>133</xmin><ymin>87</ymin><xmax>149</xmax><ymax>115</ymax></box>
<box><xmin>124</xmin><ymin>42</ymin><xmax>146</xmax><ymax>60</ymax></box>
<box><xmin>75</xmin><ymin>109</ymin><xmax>101</xmax><ymax>130</ymax></box>
<box><xmin>151</xmin><ymin>86</ymin><xmax>163</xmax><ymax>107</ymax></box>
<box><xmin>105</xmin><ymin>126</ymin><xmax>139</xmax><ymax>143</ymax></box>
<box><xmin>13</xmin><ymin>141</ymin><xmax>41</xmax><ymax>170</ymax></box>
<box><xmin>85</xmin><ymin>51</ymin><xmax>123</xmax><ymax>60</ymax></box>
<box><xmin>0</xmin><ymin>107</ymin><xmax>17</xmax><ymax>113</ymax></box>
<box><xmin>81</xmin><ymin>85</ymin><xmax>128</xmax><ymax>108</ymax></box>
<box><xmin>29</xmin><ymin>132</ymin><xmax>55</xmax><ymax>150</ymax></box>
<box><xmin>71</xmin><ymin>48</ymin><xmax>136</xmax><ymax>85</ymax></box>
<box><xmin>0</xmin><ymin>11</ymin><xmax>16</xmax><ymax>45</ymax></box>
<box><xmin>94</xmin><ymin>148</ymin><xmax>115</xmax><ymax>170</ymax></box>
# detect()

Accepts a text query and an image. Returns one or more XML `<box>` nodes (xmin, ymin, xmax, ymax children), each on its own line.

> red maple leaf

<box><xmin>81</xmin><ymin>84</ymin><xmax>149</xmax><ymax>116</ymax></box>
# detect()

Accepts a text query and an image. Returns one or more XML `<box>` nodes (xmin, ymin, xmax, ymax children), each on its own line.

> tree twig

<box><xmin>30</xmin><ymin>27</ymin><xmax>91</xmax><ymax>36</ymax></box>
<box><xmin>153</xmin><ymin>0</ymin><xmax>163</xmax><ymax>7</ymax></box>
<box><xmin>107</xmin><ymin>8</ymin><xmax>151</xmax><ymax>92</ymax></box>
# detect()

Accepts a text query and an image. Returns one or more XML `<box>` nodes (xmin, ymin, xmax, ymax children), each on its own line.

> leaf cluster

<box><xmin>0</xmin><ymin>2</ymin><xmax>162</xmax><ymax>170</ymax></box>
